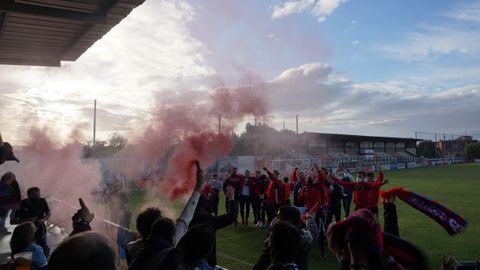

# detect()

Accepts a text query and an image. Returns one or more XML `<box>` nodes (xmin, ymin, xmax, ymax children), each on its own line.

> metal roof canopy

<box><xmin>301</xmin><ymin>132</ymin><xmax>419</xmax><ymax>144</ymax></box>
<box><xmin>0</xmin><ymin>0</ymin><xmax>145</xmax><ymax>67</ymax></box>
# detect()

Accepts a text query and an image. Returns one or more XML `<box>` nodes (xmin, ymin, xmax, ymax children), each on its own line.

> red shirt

<box><xmin>334</xmin><ymin>176</ymin><xmax>383</xmax><ymax>210</ymax></box>
<box><xmin>265</xmin><ymin>169</ymin><xmax>285</xmax><ymax>206</ymax></box>
<box><xmin>300</xmin><ymin>185</ymin><xmax>321</xmax><ymax>211</ymax></box>
<box><xmin>201</xmin><ymin>184</ymin><xmax>214</xmax><ymax>198</ymax></box>
<box><xmin>292</xmin><ymin>168</ymin><xmax>299</xmax><ymax>184</ymax></box>
<box><xmin>314</xmin><ymin>169</ymin><xmax>330</xmax><ymax>206</ymax></box>
<box><xmin>367</xmin><ymin>172</ymin><xmax>383</xmax><ymax>208</ymax></box>
<box><xmin>284</xmin><ymin>183</ymin><xmax>291</xmax><ymax>202</ymax></box>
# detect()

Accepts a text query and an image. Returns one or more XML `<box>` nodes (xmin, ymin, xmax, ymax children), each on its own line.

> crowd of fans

<box><xmin>0</xmin><ymin>138</ymin><xmax>477</xmax><ymax>270</ymax></box>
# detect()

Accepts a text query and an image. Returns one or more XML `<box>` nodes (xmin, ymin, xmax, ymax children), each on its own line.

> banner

<box><xmin>381</xmin><ymin>187</ymin><xmax>468</xmax><ymax>235</ymax></box>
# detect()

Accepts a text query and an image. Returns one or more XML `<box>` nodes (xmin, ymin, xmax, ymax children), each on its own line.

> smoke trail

<box><xmin>119</xmin><ymin>85</ymin><xmax>268</xmax><ymax>199</ymax></box>
<box><xmin>0</xmin><ymin>127</ymin><xmax>105</xmax><ymax>230</ymax></box>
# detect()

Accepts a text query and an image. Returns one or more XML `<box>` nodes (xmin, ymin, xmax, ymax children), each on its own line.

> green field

<box><xmin>128</xmin><ymin>163</ymin><xmax>480</xmax><ymax>270</ymax></box>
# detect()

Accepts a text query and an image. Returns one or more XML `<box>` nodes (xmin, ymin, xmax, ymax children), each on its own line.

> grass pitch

<box><xmin>128</xmin><ymin>163</ymin><xmax>480</xmax><ymax>270</ymax></box>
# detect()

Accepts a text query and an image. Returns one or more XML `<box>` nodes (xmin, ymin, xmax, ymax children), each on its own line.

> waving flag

<box><xmin>381</xmin><ymin>187</ymin><xmax>468</xmax><ymax>235</ymax></box>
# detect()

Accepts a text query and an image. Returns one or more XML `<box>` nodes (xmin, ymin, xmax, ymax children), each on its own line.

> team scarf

<box><xmin>381</xmin><ymin>187</ymin><xmax>468</xmax><ymax>235</ymax></box>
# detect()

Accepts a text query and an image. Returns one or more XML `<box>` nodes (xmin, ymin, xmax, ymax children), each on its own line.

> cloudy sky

<box><xmin>1</xmin><ymin>0</ymin><xmax>480</xmax><ymax>144</ymax></box>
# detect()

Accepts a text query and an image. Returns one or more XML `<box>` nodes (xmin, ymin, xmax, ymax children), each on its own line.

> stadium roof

<box><xmin>0</xmin><ymin>0</ymin><xmax>145</xmax><ymax>67</ymax></box>
<box><xmin>301</xmin><ymin>132</ymin><xmax>419</xmax><ymax>143</ymax></box>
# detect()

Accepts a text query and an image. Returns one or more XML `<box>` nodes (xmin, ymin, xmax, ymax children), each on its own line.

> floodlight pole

<box><xmin>93</xmin><ymin>99</ymin><xmax>97</xmax><ymax>147</ymax></box>
<box><xmin>254</xmin><ymin>116</ymin><xmax>258</xmax><ymax>171</ymax></box>
<box><xmin>217</xmin><ymin>114</ymin><xmax>221</xmax><ymax>175</ymax></box>
<box><xmin>444</xmin><ymin>133</ymin><xmax>447</xmax><ymax>164</ymax></box>
<box><xmin>296</xmin><ymin>115</ymin><xmax>299</xmax><ymax>135</ymax></box>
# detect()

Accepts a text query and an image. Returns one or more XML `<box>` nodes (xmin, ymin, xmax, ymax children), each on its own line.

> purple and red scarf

<box><xmin>381</xmin><ymin>187</ymin><xmax>468</xmax><ymax>235</ymax></box>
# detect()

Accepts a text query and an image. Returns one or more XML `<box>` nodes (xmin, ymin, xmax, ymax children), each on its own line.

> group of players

<box><xmin>201</xmin><ymin>163</ymin><xmax>389</xmax><ymax>229</ymax></box>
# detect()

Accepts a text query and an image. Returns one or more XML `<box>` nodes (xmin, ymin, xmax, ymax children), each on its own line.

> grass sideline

<box><xmin>127</xmin><ymin>163</ymin><xmax>480</xmax><ymax>270</ymax></box>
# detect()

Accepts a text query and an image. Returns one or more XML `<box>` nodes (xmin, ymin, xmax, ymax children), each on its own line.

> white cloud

<box><xmin>352</xmin><ymin>40</ymin><xmax>360</xmax><ymax>45</ymax></box>
<box><xmin>271</xmin><ymin>62</ymin><xmax>331</xmax><ymax>83</ymax></box>
<box><xmin>311</xmin><ymin>0</ymin><xmax>345</xmax><ymax>22</ymax></box>
<box><xmin>378</xmin><ymin>1</ymin><xmax>480</xmax><ymax>61</ymax></box>
<box><xmin>379</xmin><ymin>25</ymin><xmax>480</xmax><ymax>61</ymax></box>
<box><xmin>0</xmin><ymin>0</ymin><xmax>214</xmax><ymax>144</ymax></box>
<box><xmin>272</xmin><ymin>0</ymin><xmax>315</xmax><ymax>19</ymax></box>
<box><xmin>445</xmin><ymin>1</ymin><xmax>480</xmax><ymax>23</ymax></box>
<box><xmin>265</xmin><ymin>62</ymin><xmax>480</xmax><ymax>137</ymax></box>
<box><xmin>272</xmin><ymin>0</ymin><xmax>346</xmax><ymax>22</ymax></box>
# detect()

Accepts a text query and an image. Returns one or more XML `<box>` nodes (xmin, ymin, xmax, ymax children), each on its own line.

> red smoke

<box><xmin>0</xmin><ymin>85</ymin><xmax>268</xmax><ymax>222</ymax></box>
<box><xmin>0</xmin><ymin>127</ymin><xmax>104</xmax><ymax>229</ymax></box>
<box><xmin>122</xmin><ymin>85</ymin><xmax>267</xmax><ymax>199</ymax></box>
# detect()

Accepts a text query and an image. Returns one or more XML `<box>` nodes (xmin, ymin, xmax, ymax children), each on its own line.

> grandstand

<box><xmin>296</xmin><ymin>132</ymin><xmax>417</xmax><ymax>158</ymax></box>
<box><xmin>262</xmin><ymin>132</ymin><xmax>420</xmax><ymax>173</ymax></box>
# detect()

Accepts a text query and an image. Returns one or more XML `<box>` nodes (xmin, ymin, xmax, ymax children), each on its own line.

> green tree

<box><xmin>230</xmin><ymin>123</ymin><xmax>298</xmax><ymax>156</ymax></box>
<box><xmin>82</xmin><ymin>132</ymin><xmax>127</xmax><ymax>159</ymax></box>
<box><xmin>417</xmin><ymin>140</ymin><xmax>437</xmax><ymax>158</ymax></box>
<box><xmin>464</xmin><ymin>142</ymin><xmax>480</xmax><ymax>160</ymax></box>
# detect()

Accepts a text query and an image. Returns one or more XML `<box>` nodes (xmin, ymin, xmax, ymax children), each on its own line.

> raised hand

<box><xmin>194</xmin><ymin>160</ymin><xmax>206</xmax><ymax>191</ymax></box>
<box><xmin>72</xmin><ymin>198</ymin><xmax>94</xmax><ymax>224</ymax></box>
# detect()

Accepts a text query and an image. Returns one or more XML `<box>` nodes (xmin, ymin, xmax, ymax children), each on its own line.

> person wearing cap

<box><xmin>0</xmin><ymin>134</ymin><xmax>20</xmax><ymax>165</ymax></box>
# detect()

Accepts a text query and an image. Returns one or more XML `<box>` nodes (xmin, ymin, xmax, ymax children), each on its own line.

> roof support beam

<box><xmin>0</xmin><ymin>12</ymin><xmax>6</xmax><ymax>38</ymax></box>
<box><xmin>0</xmin><ymin>57</ymin><xmax>60</xmax><ymax>66</ymax></box>
<box><xmin>0</xmin><ymin>1</ymin><xmax>107</xmax><ymax>23</ymax></box>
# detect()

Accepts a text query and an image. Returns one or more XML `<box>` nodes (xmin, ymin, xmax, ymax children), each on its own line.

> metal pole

<box><xmin>254</xmin><ymin>117</ymin><xmax>258</xmax><ymax>170</ymax></box>
<box><xmin>296</xmin><ymin>115</ymin><xmax>298</xmax><ymax>135</ymax></box>
<box><xmin>217</xmin><ymin>115</ymin><xmax>221</xmax><ymax>175</ymax></box>
<box><xmin>93</xmin><ymin>99</ymin><xmax>96</xmax><ymax>146</ymax></box>
<box><xmin>444</xmin><ymin>133</ymin><xmax>447</xmax><ymax>164</ymax></box>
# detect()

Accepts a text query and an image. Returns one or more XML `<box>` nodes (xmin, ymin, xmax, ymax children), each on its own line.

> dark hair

<box><xmin>136</xmin><ymin>207</ymin><xmax>162</xmax><ymax>238</ymax></box>
<box><xmin>48</xmin><ymin>231</ymin><xmax>117</xmax><ymax>270</ymax></box>
<box><xmin>1</xmin><ymin>172</ymin><xmax>15</xmax><ymax>184</ymax></box>
<box><xmin>177</xmin><ymin>224</ymin><xmax>215</xmax><ymax>261</ymax></box>
<box><xmin>10</xmin><ymin>222</ymin><xmax>36</xmax><ymax>256</ymax></box>
<box><xmin>283</xmin><ymin>177</ymin><xmax>289</xmax><ymax>183</ymax></box>
<box><xmin>269</xmin><ymin>222</ymin><xmax>301</xmax><ymax>264</ymax></box>
<box><xmin>278</xmin><ymin>206</ymin><xmax>301</xmax><ymax>227</ymax></box>
<box><xmin>357</xmin><ymin>171</ymin><xmax>366</xmax><ymax>177</ymax></box>
<box><xmin>148</xmin><ymin>217</ymin><xmax>175</xmax><ymax>245</ymax></box>
<box><xmin>27</xmin><ymin>187</ymin><xmax>40</xmax><ymax>197</ymax></box>
<box><xmin>367</xmin><ymin>172</ymin><xmax>374</xmax><ymax>178</ymax></box>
